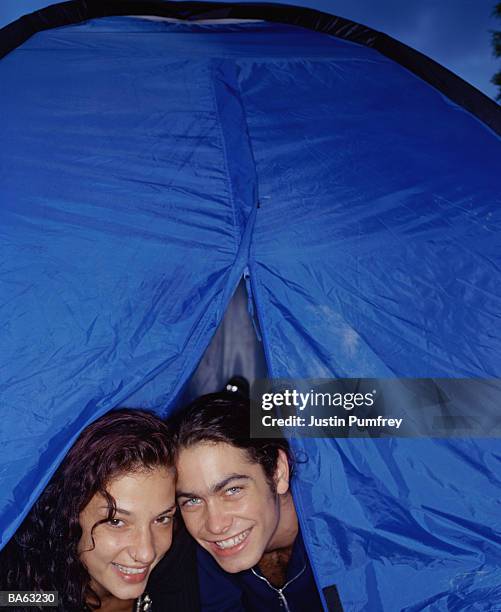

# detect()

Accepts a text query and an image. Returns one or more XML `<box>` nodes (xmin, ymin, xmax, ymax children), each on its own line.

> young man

<box><xmin>172</xmin><ymin>389</ymin><xmax>326</xmax><ymax>612</ymax></box>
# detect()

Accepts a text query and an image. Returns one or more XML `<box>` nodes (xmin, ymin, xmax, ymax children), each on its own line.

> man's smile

<box><xmin>207</xmin><ymin>528</ymin><xmax>252</xmax><ymax>556</ymax></box>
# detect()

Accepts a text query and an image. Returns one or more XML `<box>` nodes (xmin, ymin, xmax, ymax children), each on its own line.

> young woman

<box><xmin>0</xmin><ymin>409</ymin><xmax>176</xmax><ymax>611</ymax></box>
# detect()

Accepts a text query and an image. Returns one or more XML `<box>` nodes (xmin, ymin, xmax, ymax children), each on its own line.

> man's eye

<box><xmin>225</xmin><ymin>486</ymin><xmax>242</xmax><ymax>496</ymax></box>
<box><xmin>107</xmin><ymin>518</ymin><xmax>125</xmax><ymax>528</ymax></box>
<box><xmin>182</xmin><ymin>497</ymin><xmax>202</xmax><ymax>507</ymax></box>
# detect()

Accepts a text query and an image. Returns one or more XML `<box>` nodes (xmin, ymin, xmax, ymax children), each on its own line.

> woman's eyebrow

<box><xmin>98</xmin><ymin>504</ymin><xmax>176</xmax><ymax>515</ymax></box>
<box><xmin>98</xmin><ymin>506</ymin><xmax>132</xmax><ymax>515</ymax></box>
<box><xmin>158</xmin><ymin>504</ymin><xmax>177</xmax><ymax>514</ymax></box>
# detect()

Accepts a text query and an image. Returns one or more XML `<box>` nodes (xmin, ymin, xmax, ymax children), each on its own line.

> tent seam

<box><xmin>209</xmin><ymin>60</ymin><xmax>240</xmax><ymax>257</ymax></box>
<box><xmin>248</xmin><ymin>262</ymin><xmax>330</xmax><ymax>611</ymax></box>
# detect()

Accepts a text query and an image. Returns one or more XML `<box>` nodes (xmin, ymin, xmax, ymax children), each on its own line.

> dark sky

<box><xmin>1</xmin><ymin>0</ymin><xmax>499</xmax><ymax>100</ymax></box>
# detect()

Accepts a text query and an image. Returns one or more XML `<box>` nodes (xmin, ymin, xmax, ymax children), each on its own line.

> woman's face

<box><xmin>78</xmin><ymin>466</ymin><xmax>175</xmax><ymax>602</ymax></box>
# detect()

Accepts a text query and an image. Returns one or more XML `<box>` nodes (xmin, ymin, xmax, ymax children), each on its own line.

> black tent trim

<box><xmin>1</xmin><ymin>0</ymin><xmax>500</xmax><ymax>135</ymax></box>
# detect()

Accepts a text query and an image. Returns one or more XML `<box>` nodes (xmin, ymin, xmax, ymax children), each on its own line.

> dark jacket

<box><xmin>146</xmin><ymin>523</ymin><xmax>200</xmax><ymax>612</ymax></box>
<box><xmin>196</xmin><ymin>531</ymin><xmax>325</xmax><ymax>612</ymax></box>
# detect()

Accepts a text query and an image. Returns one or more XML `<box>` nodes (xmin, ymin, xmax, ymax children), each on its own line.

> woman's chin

<box><xmin>89</xmin><ymin>577</ymin><xmax>146</xmax><ymax>605</ymax></box>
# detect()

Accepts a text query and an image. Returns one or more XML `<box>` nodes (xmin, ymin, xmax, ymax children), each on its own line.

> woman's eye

<box><xmin>156</xmin><ymin>515</ymin><xmax>172</xmax><ymax>525</ymax></box>
<box><xmin>107</xmin><ymin>518</ymin><xmax>124</xmax><ymax>528</ymax></box>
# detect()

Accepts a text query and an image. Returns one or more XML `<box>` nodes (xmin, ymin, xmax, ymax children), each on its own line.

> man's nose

<box><xmin>205</xmin><ymin>501</ymin><xmax>232</xmax><ymax>535</ymax></box>
<box><xmin>129</xmin><ymin>526</ymin><xmax>156</xmax><ymax>565</ymax></box>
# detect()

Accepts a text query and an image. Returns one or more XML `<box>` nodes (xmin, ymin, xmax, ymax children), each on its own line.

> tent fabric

<box><xmin>1</xmin><ymin>1</ymin><xmax>499</xmax><ymax>135</ymax></box>
<box><xmin>1</xmin><ymin>9</ymin><xmax>500</xmax><ymax>611</ymax></box>
<box><xmin>242</xmin><ymin>32</ymin><xmax>501</xmax><ymax>608</ymax></box>
<box><xmin>0</xmin><ymin>15</ymin><xmax>259</xmax><ymax>545</ymax></box>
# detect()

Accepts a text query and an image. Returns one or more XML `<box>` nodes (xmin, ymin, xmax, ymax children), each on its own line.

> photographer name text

<box><xmin>261</xmin><ymin>389</ymin><xmax>403</xmax><ymax>430</ymax></box>
<box><xmin>261</xmin><ymin>414</ymin><xmax>403</xmax><ymax>429</ymax></box>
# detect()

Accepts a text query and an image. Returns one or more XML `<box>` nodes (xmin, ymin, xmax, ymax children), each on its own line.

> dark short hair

<box><xmin>173</xmin><ymin>392</ymin><xmax>293</xmax><ymax>489</ymax></box>
<box><xmin>0</xmin><ymin>409</ymin><xmax>174</xmax><ymax>611</ymax></box>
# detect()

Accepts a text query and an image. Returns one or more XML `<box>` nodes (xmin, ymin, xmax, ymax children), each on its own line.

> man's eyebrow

<box><xmin>176</xmin><ymin>491</ymin><xmax>198</xmax><ymax>501</ymax></box>
<box><xmin>212</xmin><ymin>474</ymin><xmax>251</xmax><ymax>494</ymax></box>
<box><xmin>176</xmin><ymin>474</ymin><xmax>251</xmax><ymax>499</ymax></box>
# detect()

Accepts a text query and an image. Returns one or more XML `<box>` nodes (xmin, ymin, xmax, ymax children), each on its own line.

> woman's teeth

<box><xmin>215</xmin><ymin>529</ymin><xmax>250</xmax><ymax>549</ymax></box>
<box><xmin>113</xmin><ymin>563</ymin><xmax>147</xmax><ymax>575</ymax></box>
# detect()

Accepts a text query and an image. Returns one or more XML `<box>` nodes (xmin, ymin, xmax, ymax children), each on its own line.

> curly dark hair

<box><xmin>0</xmin><ymin>409</ymin><xmax>174</xmax><ymax>611</ymax></box>
<box><xmin>173</xmin><ymin>388</ymin><xmax>294</xmax><ymax>491</ymax></box>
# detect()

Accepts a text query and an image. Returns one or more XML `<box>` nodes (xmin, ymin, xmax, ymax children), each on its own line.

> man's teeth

<box><xmin>114</xmin><ymin>563</ymin><xmax>147</xmax><ymax>575</ymax></box>
<box><xmin>215</xmin><ymin>530</ymin><xmax>250</xmax><ymax>549</ymax></box>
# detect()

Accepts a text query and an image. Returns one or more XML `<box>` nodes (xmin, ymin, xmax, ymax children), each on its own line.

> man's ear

<box><xmin>274</xmin><ymin>449</ymin><xmax>290</xmax><ymax>495</ymax></box>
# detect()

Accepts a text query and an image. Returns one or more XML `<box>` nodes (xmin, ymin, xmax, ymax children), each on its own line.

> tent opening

<box><xmin>179</xmin><ymin>278</ymin><xmax>268</xmax><ymax>406</ymax></box>
<box><xmin>122</xmin><ymin>278</ymin><xmax>268</xmax><ymax>412</ymax></box>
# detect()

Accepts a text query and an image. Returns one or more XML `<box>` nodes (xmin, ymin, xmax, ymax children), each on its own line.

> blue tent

<box><xmin>1</xmin><ymin>2</ymin><xmax>500</xmax><ymax>609</ymax></box>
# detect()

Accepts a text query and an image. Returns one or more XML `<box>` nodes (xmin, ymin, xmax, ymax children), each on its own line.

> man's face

<box><xmin>78</xmin><ymin>467</ymin><xmax>176</xmax><ymax>601</ymax></box>
<box><xmin>176</xmin><ymin>442</ymin><xmax>289</xmax><ymax>573</ymax></box>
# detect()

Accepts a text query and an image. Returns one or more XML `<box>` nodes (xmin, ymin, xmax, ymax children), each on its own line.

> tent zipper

<box><xmin>243</xmin><ymin>266</ymin><xmax>262</xmax><ymax>342</ymax></box>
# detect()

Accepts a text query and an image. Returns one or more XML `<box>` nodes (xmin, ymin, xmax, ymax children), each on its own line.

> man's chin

<box><xmin>207</xmin><ymin>547</ymin><xmax>262</xmax><ymax>574</ymax></box>
<box><xmin>214</xmin><ymin>556</ymin><xmax>252</xmax><ymax>573</ymax></box>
